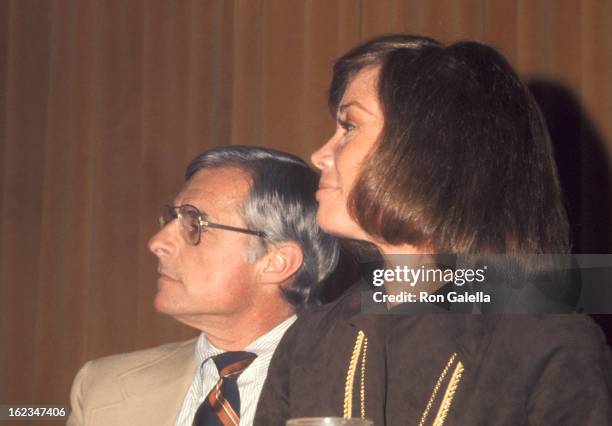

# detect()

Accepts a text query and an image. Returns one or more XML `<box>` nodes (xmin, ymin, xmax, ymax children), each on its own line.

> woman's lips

<box><xmin>316</xmin><ymin>184</ymin><xmax>339</xmax><ymax>201</ymax></box>
<box><xmin>317</xmin><ymin>181</ymin><xmax>339</xmax><ymax>191</ymax></box>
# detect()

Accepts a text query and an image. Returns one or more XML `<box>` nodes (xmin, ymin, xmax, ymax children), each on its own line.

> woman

<box><xmin>255</xmin><ymin>35</ymin><xmax>611</xmax><ymax>425</ymax></box>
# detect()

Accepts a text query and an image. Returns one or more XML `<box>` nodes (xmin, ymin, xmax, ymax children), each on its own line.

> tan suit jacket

<box><xmin>68</xmin><ymin>338</ymin><xmax>198</xmax><ymax>426</ymax></box>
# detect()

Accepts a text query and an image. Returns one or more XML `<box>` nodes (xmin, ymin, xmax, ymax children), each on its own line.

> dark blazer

<box><xmin>254</xmin><ymin>286</ymin><xmax>612</xmax><ymax>425</ymax></box>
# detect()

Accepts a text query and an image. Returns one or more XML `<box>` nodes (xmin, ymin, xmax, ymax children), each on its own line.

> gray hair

<box><xmin>185</xmin><ymin>145</ymin><xmax>340</xmax><ymax>308</ymax></box>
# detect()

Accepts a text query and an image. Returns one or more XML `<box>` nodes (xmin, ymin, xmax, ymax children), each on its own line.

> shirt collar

<box><xmin>195</xmin><ymin>314</ymin><xmax>297</xmax><ymax>365</ymax></box>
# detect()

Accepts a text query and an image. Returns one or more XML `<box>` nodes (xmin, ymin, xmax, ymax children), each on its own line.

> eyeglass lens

<box><xmin>159</xmin><ymin>205</ymin><xmax>202</xmax><ymax>245</ymax></box>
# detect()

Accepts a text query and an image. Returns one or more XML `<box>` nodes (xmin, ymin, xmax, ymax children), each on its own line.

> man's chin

<box><xmin>152</xmin><ymin>293</ymin><xmax>200</xmax><ymax>319</ymax></box>
<box><xmin>152</xmin><ymin>292</ymin><xmax>179</xmax><ymax>315</ymax></box>
<box><xmin>316</xmin><ymin>214</ymin><xmax>369</xmax><ymax>242</ymax></box>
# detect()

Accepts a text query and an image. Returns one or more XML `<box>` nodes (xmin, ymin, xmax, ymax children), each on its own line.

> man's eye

<box><xmin>185</xmin><ymin>220</ymin><xmax>199</xmax><ymax>236</ymax></box>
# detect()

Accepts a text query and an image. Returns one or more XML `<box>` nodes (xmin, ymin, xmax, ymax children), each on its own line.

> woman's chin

<box><xmin>316</xmin><ymin>211</ymin><xmax>371</xmax><ymax>241</ymax></box>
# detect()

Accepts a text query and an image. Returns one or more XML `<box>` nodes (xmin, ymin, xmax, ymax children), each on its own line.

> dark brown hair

<box><xmin>330</xmin><ymin>35</ymin><xmax>569</xmax><ymax>254</ymax></box>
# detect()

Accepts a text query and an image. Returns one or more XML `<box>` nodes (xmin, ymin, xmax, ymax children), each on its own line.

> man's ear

<box><xmin>259</xmin><ymin>241</ymin><xmax>304</xmax><ymax>285</ymax></box>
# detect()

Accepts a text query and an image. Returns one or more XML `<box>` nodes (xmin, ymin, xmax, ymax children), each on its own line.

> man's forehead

<box><xmin>174</xmin><ymin>167</ymin><xmax>251</xmax><ymax>213</ymax></box>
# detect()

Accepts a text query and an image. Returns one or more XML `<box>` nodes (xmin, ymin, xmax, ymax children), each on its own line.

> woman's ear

<box><xmin>259</xmin><ymin>241</ymin><xmax>304</xmax><ymax>285</ymax></box>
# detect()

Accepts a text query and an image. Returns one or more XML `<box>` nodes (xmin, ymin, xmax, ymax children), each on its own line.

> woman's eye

<box><xmin>338</xmin><ymin>119</ymin><xmax>355</xmax><ymax>134</ymax></box>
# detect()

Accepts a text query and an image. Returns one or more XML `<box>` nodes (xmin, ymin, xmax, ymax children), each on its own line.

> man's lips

<box><xmin>157</xmin><ymin>269</ymin><xmax>179</xmax><ymax>282</ymax></box>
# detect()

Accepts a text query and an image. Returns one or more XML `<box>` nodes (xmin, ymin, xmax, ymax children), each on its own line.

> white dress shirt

<box><xmin>174</xmin><ymin>315</ymin><xmax>297</xmax><ymax>426</ymax></box>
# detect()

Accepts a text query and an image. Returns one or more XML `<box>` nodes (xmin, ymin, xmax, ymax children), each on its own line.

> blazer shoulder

<box><xmin>72</xmin><ymin>338</ymin><xmax>197</xmax><ymax>406</ymax></box>
<box><xmin>498</xmin><ymin>314</ymin><xmax>608</xmax><ymax>353</ymax></box>
<box><xmin>69</xmin><ymin>338</ymin><xmax>199</xmax><ymax>425</ymax></box>
<box><xmin>507</xmin><ymin>315</ymin><xmax>612</xmax><ymax>424</ymax></box>
<box><xmin>85</xmin><ymin>338</ymin><xmax>198</xmax><ymax>377</ymax></box>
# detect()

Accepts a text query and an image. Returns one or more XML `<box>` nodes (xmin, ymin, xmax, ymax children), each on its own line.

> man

<box><xmin>68</xmin><ymin>146</ymin><xmax>339</xmax><ymax>425</ymax></box>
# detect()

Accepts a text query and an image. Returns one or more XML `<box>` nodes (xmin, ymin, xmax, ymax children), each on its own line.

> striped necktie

<box><xmin>193</xmin><ymin>351</ymin><xmax>257</xmax><ymax>426</ymax></box>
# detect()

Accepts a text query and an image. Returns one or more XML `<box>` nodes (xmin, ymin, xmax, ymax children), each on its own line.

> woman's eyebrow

<box><xmin>338</xmin><ymin>101</ymin><xmax>375</xmax><ymax>116</ymax></box>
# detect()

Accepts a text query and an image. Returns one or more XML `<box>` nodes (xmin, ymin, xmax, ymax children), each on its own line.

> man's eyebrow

<box><xmin>190</xmin><ymin>204</ymin><xmax>209</xmax><ymax>217</ymax></box>
<box><xmin>195</xmin><ymin>206</ymin><xmax>209</xmax><ymax>217</ymax></box>
<box><xmin>175</xmin><ymin>200</ymin><xmax>210</xmax><ymax>217</ymax></box>
<box><xmin>338</xmin><ymin>101</ymin><xmax>375</xmax><ymax>117</ymax></box>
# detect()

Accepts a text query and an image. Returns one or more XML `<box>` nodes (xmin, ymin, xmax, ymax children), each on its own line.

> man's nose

<box><xmin>147</xmin><ymin>223</ymin><xmax>177</xmax><ymax>258</ymax></box>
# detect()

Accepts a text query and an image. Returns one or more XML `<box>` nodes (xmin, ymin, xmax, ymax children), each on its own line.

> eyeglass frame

<box><xmin>159</xmin><ymin>204</ymin><xmax>267</xmax><ymax>245</ymax></box>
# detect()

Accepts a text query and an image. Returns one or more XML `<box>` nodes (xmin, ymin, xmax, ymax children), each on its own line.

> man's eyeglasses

<box><xmin>158</xmin><ymin>204</ymin><xmax>266</xmax><ymax>245</ymax></box>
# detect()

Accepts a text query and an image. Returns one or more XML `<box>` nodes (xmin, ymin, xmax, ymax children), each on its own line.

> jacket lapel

<box><xmin>91</xmin><ymin>339</ymin><xmax>198</xmax><ymax>426</ymax></box>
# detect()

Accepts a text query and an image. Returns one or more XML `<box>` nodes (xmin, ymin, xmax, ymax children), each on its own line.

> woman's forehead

<box><xmin>339</xmin><ymin>67</ymin><xmax>381</xmax><ymax>115</ymax></box>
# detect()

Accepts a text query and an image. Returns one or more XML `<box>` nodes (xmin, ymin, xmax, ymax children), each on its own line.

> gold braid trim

<box><xmin>418</xmin><ymin>353</ymin><xmax>457</xmax><ymax>426</ymax></box>
<box><xmin>359</xmin><ymin>335</ymin><xmax>368</xmax><ymax>418</ymax></box>
<box><xmin>343</xmin><ymin>330</ymin><xmax>367</xmax><ymax>419</ymax></box>
<box><xmin>432</xmin><ymin>360</ymin><xmax>464</xmax><ymax>426</ymax></box>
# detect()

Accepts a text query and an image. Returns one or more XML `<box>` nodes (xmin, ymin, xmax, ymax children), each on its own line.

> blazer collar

<box><xmin>88</xmin><ymin>339</ymin><xmax>199</xmax><ymax>426</ymax></box>
<box><xmin>120</xmin><ymin>338</ymin><xmax>198</xmax><ymax>399</ymax></box>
